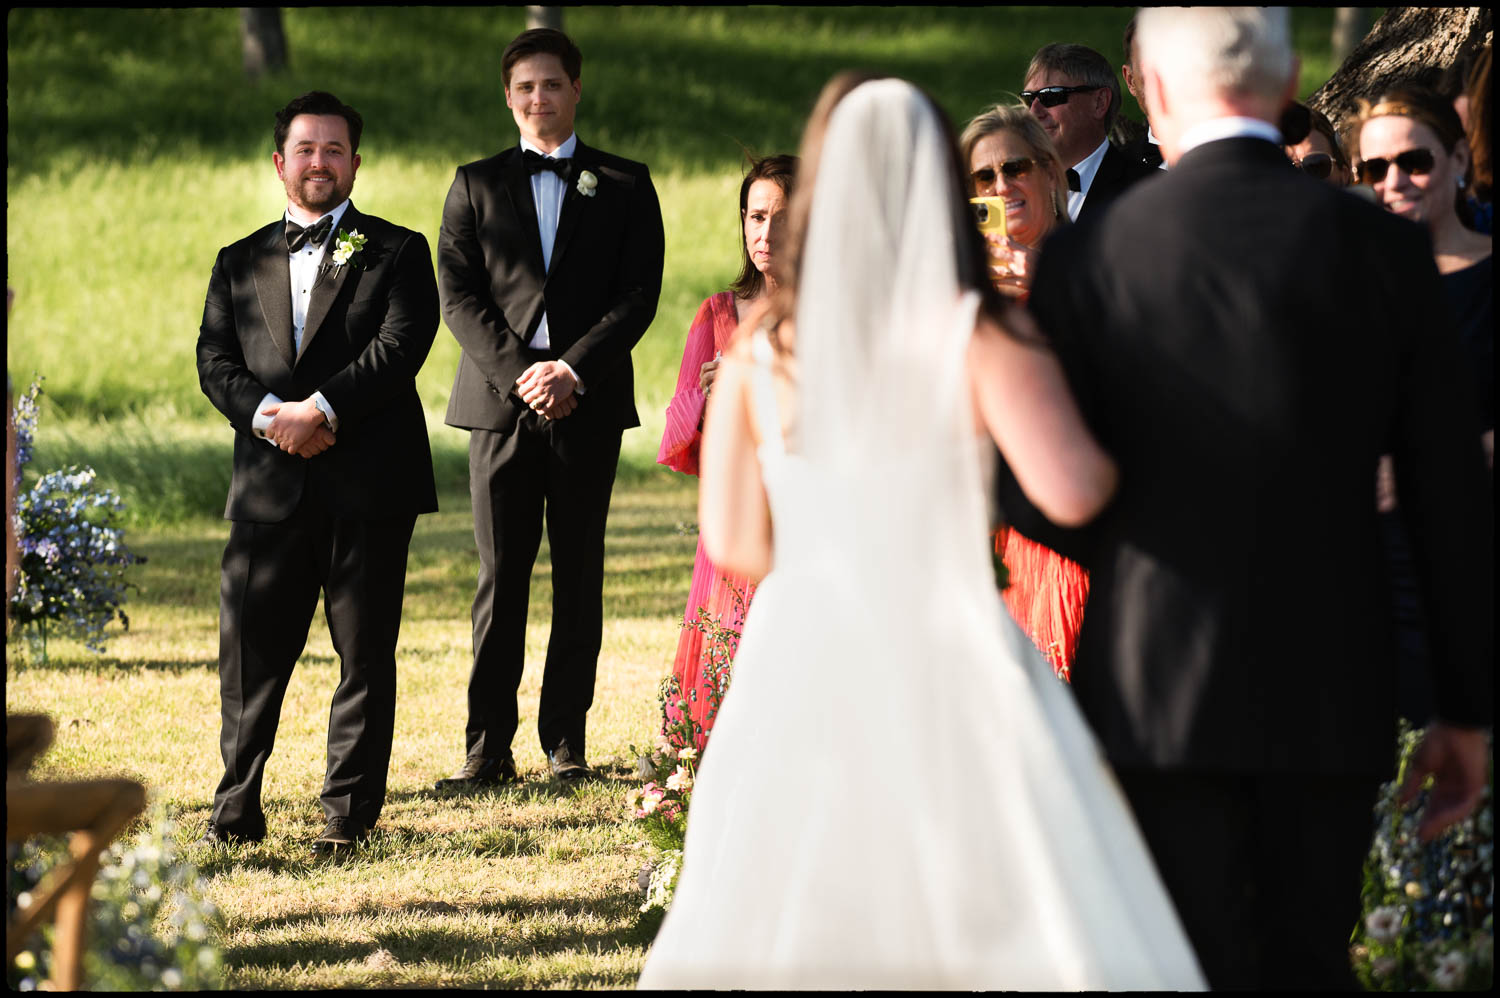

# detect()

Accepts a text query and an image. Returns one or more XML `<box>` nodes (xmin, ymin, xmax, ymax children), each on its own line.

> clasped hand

<box><xmin>517</xmin><ymin>361</ymin><xmax>578</xmax><ymax>420</ymax></box>
<box><xmin>262</xmin><ymin>398</ymin><xmax>335</xmax><ymax>458</ymax></box>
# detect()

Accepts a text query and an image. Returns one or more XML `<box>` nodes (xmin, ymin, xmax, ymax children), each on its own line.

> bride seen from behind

<box><xmin>638</xmin><ymin>72</ymin><xmax>1205</xmax><ymax>990</ymax></box>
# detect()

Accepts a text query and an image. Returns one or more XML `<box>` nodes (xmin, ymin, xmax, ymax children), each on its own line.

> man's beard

<box><xmin>289</xmin><ymin>174</ymin><xmax>351</xmax><ymax>213</ymax></box>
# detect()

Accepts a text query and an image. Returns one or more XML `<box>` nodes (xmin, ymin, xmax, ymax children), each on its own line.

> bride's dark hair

<box><xmin>769</xmin><ymin>71</ymin><xmax>1009</xmax><ymax>347</ymax></box>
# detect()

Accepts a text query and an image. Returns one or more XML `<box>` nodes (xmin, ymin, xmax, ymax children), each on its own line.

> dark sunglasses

<box><xmin>1018</xmin><ymin>85</ymin><xmax>1100</xmax><ymax>108</ymax></box>
<box><xmin>970</xmin><ymin>158</ymin><xmax>1036</xmax><ymax>186</ymax></box>
<box><xmin>1358</xmin><ymin>148</ymin><xmax>1436</xmax><ymax>184</ymax></box>
<box><xmin>1291</xmin><ymin>152</ymin><xmax>1335</xmax><ymax>180</ymax></box>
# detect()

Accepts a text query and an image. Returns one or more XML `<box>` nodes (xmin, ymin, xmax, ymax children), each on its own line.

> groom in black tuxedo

<box><xmin>197</xmin><ymin>91</ymin><xmax>440</xmax><ymax>854</ymax></box>
<box><xmin>435</xmin><ymin>28</ymin><xmax>664</xmax><ymax>787</ymax></box>
<box><xmin>998</xmin><ymin>8</ymin><xmax>1492</xmax><ymax>989</ymax></box>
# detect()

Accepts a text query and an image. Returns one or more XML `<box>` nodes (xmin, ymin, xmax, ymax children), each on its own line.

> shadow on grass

<box><xmin>225</xmin><ymin>891</ymin><xmax>647</xmax><ymax>968</ymax></box>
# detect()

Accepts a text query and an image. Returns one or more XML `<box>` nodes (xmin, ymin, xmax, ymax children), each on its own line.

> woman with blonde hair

<box><xmin>959</xmin><ymin>102</ymin><xmax>1090</xmax><ymax>683</ymax></box>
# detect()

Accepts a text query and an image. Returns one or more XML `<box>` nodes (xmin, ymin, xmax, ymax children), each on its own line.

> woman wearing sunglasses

<box><xmin>1357</xmin><ymin>86</ymin><xmax>1493</xmax><ymax>733</ymax></box>
<box><xmin>1358</xmin><ymin>85</ymin><xmax>1492</xmax><ymax>457</ymax></box>
<box><xmin>959</xmin><ymin>103</ymin><xmax>1087</xmax><ymax>682</ymax></box>
<box><xmin>1283</xmin><ymin>101</ymin><xmax>1351</xmax><ymax>186</ymax></box>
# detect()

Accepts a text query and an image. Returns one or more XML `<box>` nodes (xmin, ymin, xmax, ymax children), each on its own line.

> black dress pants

<box><xmin>211</xmin><ymin>489</ymin><xmax>416</xmax><ymax>834</ymax></box>
<box><xmin>1116</xmin><ymin>768</ymin><xmax>1386</xmax><ymax>990</ymax></box>
<box><xmin>464</xmin><ymin>412</ymin><xmax>621</xmax><ymax>762</ymax></box>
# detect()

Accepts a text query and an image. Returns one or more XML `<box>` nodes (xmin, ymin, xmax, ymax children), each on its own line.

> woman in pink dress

<box><xmin>657</xmin><ymin>154</ymin><xmax>797</xmax><ymax>745</ymax></box>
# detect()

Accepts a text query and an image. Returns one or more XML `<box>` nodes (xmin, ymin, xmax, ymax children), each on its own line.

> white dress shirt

<box><xmin>518</xmin><ymin>134</ymin><xmax>584</xmax><ymax>392</ymax></box>
<box><xmin>1148</xmin><ymin>125</ymin><xmax>1168</xmax><ymax>171</ymax></box>
<box><xmin>251</xmin><ymin>199</ymin><xmax>348</xmax><ymax>440</ymax></box>
<box><xmin>1176</xmin><ymin>116</ymin><xmax>1283</xmax><ymax>158</ymax></box>
<box><xmin>1066</xmin><ymin>138</ymin><xmax>1112</xmax><ymax>221</ymax></box>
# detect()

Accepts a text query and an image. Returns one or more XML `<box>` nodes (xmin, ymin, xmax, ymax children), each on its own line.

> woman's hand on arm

<box><xmin>968</xmin><ymin>308</ymin><xmax>1117</xmax><ymax>527</ymax></box>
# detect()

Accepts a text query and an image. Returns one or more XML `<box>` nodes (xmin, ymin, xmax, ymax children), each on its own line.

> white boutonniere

<box><xmin>331</xmin><ymin>229</ymin><xmax>367</xmax><ymax>271</ymax></box>
<box><xmin>576</xmin><ymin>170</ymin><xmax>598</xmax><ymax>198</ymax></box>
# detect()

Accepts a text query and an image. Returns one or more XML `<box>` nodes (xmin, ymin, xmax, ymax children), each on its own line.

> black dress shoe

<box><xmin>310</xmin><ymin>816</ymin><xmax>369</xmax><ymax>856</ymax></box>
<box><xmin>199</xmin><ymin>820</ymin><xmax>264</xmax><ymax>846</ymax></box>
<box><xmin>434</xmin><ymin>754</ymin><xmax>519</xmax><ymax>791</ymax></box>
<box><xmin>548</xmin><ymin>740</ymin><xmax>592</xmax><ymax>781</ymax></box>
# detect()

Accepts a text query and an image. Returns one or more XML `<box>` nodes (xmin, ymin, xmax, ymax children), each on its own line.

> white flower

<box><xmin>331</xmin><ymin>229</ymin><xmax>367</xmax><ymax>268</ymax></box>
<box><xmin>665</xmin><ymin>767</ymin><xmax>693</xmax><ymax>793</ymax></box>
<box><xmin>677</xmin><ymin>746</ymin><xmax>698</xmax><ymax>762</ymax></box>
<box><xmin>1371</xmin><ymin>955</ymin><xmax>1397</xmax><ymax>979</ymax></box>
<box><xmin>1430</xmin><ymin>950</ymin><xmax>1467</xmax><ymax>990</ymax></box>
<box><xmin>576</xmin><ymin>170</ymin><xmax>598</xmax><ymax>197</ymax></box>
<box><xmin>1365</xmin><ymin>905</ymin><xmax>1404</xmax><ymax>943</ymax></box>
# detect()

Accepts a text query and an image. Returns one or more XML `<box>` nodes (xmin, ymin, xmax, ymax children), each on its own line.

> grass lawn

<box><xmin>5</xmin><ymin>473</ymin><xmax>699</xmax><ymax>989</ymax></box>
<box><xmin>6</xmin><ymin>6</ymin><xmax>1349</xmax><ymax>989</ymax></box>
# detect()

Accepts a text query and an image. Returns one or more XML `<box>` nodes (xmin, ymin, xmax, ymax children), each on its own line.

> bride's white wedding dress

<box><xmin>638</xmin><ymin>79</ymin><xmax>1205</xmax><ymax>991</ymax></box>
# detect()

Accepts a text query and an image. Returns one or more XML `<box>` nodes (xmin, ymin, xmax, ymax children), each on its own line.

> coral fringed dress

<box><xmin>657</xmin><ymin>292</ymin><xmax>757</xmax><ymax>741</ymax></box>
<box><xmin>994</xmin><ymin>527</ymin><xmax>1089</xmax><ymax>682</ymax></box>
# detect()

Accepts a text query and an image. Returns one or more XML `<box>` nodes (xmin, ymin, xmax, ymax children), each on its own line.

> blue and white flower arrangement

<box><xmin>9</xmin><ymin>377</ymin><xmax>142</xmax><ymax>659</ymax></box>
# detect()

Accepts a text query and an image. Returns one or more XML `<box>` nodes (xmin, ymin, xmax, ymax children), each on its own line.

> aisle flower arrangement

<box><xmin>7</xmin><ymin>807</ymin><xmax>223</xmax><ymax>991</ymax></box>
<box><xmin>8</xmin><ymin>377</ymin><xmax>142</xmax><ymax>659</ymax></box>
<box><xmin>1352</xmin><ymin>722</ymin><xmax>1494</xmax><ymax>990</ymax></box>
<box><xmin>628</xmin><ymin>584</ymin><xmax>745</xmax><ymax>916</ymax></box>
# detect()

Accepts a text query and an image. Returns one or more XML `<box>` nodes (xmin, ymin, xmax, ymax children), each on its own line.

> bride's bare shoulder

<box><xmin>724</xmin><ymin>301</ymin><xmax>794</xmax><ymax>363</ymax></box>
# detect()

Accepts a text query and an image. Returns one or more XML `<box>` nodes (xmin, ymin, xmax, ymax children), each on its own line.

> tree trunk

<box><xmin>241</xmin><ymin>8</ymin><xmax>289</xmax><ymax>79</ymax></box>
<box><xmin>526</xmin><ymin>6</ymin><xmax>563</xmax><ymax>32</ymax></box>
<box><xmin>1310</xmin><ymin>7</ymin><xmax>1492</xmax><ymax>141</ymax></box>
<box><xmin>1332</xmin><ymin>8</ymin><xmax>1375</xmax><ymax>65</ymax></box>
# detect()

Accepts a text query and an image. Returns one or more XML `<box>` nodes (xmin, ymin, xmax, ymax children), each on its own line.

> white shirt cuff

<box><xmin>311</xmin><ymin>391</ymin><xmax>339</xmax><ymax>431</ymax></box>
<box><xmin>558</xmin><ymin>360</ymin><xmax>586</xmax><ymax>395</ymax></box>
<box><xmin>252</xmin><ymin>392</ymin><xmax>282</xmax><ymax>438</ymax></box>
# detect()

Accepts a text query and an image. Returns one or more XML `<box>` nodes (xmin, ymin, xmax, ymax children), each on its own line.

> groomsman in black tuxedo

<box><xmin>196</xmin><ymin>91</ymin><xmax>440</xmax><ymax>854</ymax></box>
<box><xmin>1021</xmin><ymin>43</ymin><xmax>1160</xmax><ymax>222</ymax></box>
<box><xmin>435</xmin><ymin>28</ymin><xmax>664</xmax><ymax>788</ymax></box>
<box><xmin>999</xmin><ymin>8</ymin><xmax>1492</xmax><ymax>988</ymax></box>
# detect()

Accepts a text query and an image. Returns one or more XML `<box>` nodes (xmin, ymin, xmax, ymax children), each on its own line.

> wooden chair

<box><xmin>6</xmin><ymin>713</ymin><xmax>146</xmax><ymax>991</ymax></box>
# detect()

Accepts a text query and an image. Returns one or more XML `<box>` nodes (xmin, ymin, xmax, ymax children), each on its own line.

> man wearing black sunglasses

<box><xmin>1021</xmin><ymin>42</ymin><xmax>1160</xmax><ymax>223</ymax></box>
<box><xmin>998</xmin><ymin>8</ymin><xmax>1491</xmax><ymax>990</ymax></box>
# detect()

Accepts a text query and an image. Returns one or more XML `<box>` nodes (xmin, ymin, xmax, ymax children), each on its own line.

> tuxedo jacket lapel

<box><xmin>251</xmin><ymin>224</ymin><xmax>296</xmax><ymax>370</ymax></box>
<box><xmin>298</xmin><ymin>205</ymin><xmax>359</xmax><ymax>364</ymax></box>
<box><xmin>548</xmin><ymin>145</ymin><xmax>590</xmax><ymax>280</ymax></box>
<box><xmin>501</xmin><ymin>151</ymin><xmax>548</xmax><ymax>278</ymax></box>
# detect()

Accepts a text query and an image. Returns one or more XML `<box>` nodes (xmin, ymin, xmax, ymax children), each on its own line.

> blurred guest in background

<box><xmin>1284</xmin><ymin>101</ymin><xmax>1353</xmax><ymax>186</ymax></box>
<box><xmin>656</xmin><ymin>153</ymin><xmax>796</xmax><ymax>745</ymax></box>
<box><xmin>1358</xmin><ymin>85</ymin><xmax>1492</xmax><ymax>450</ymax></box>
<box><xmin>1120</xmin><ymin>13</ymin><xmax>1165</xmax><ymax>170</ymax></box>
<box><xmin>1021</xmin><ymin>42</ymin><xmax>1160</xmax><ymax>222</ymax></box>
<box><xmin>960</xmin><ymin>104</ymin><xmax>1088</xmax><ymax>681</ymax></box>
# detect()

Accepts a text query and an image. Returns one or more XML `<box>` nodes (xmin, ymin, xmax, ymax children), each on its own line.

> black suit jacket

<box><xmin>439</xmin><ymin>141</ymin><xmax>665</xmax><ymax>437</ymax></box>
<box><xmin>197</xmin><ymin>204</ymin><xmax>440</xmax><ymax>522</ymax></box>
<box><xmin>1076</xmin><ymin>141</ymin><xmax>1162</xmax><ymax>224</ymax></box>
<box><xmin>1003</xmin><ymin>137</ymin><xmax>1493</xmax><ymax>775</ymax></box>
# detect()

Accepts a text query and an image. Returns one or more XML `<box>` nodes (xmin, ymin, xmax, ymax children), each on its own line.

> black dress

<box><xmin>1384</xmin><ymin>254</ymin><xmax>1493</xmax><ymax>724</ymax></box>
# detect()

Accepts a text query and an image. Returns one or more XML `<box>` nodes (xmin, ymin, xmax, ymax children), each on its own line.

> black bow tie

<box><xmin>524</xmin><ymin>149</ymin><xmax>574</xmax><ymax>180</ymax></box>
<box><xmin>285</xmin><ymin>215</ymin><xmax>334</xmax><ymax>253</ymax></box>
<box><xmin>1066</xmin><ymin>168</ymin><xmax>1082</xmax><ymax>193</ymax></box>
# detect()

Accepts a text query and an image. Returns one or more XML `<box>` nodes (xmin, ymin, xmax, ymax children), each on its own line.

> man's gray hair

<box><xmin>1025</xmin><ymin>43</ymin><xmax>1122</xmax><ymax>132</ymax></box>
<box><xmin>1136</xmin><ymin>7</ymin><xmax>1294</xmax><ymax>101</ymax></box>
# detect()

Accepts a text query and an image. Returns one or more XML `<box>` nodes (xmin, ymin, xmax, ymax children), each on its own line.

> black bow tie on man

<box><xmin>1066</xmin><ymin>168</ymin><xmax>1082</xmax><ymax>193</ymax></box>
<box><xmin>285</xmin><ymin>214</ymin><xmax>334</xmax><ymax>253</ymax></box>
<box><xmin>524</xmin><ymin>149</ymin><xmax>575</xmax><ymax>181</ymax></box>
